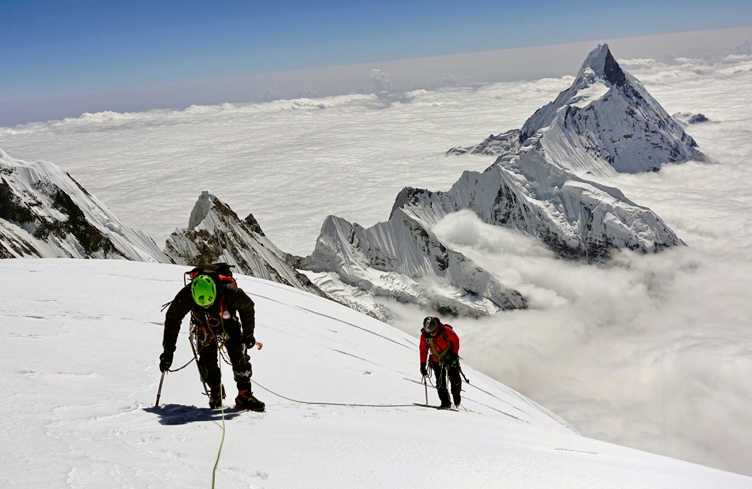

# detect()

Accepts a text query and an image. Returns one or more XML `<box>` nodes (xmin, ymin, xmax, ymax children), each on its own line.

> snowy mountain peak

<box><xmin>436</xmin><ymin>45</ymin><xmax>695</xmax><ymax>260</ymax></box>
<box><xmin>164</xmin><ymin>191</ymin><xmax>326</xmax><ymax>298</ymax></box>
<box><xmin>579</xmin><ymin>43</ymin><xmax>626</xmax><ymax>87</ymax></box>
<box><xmin>187</xmin><ymin>190</ymin><xmax>215</xmax><ymax>229</ymax></box>
<box><xmin>518</xmin><ymin>45</ymin><xmax>703</xmax><ymax>176</ymax></box>
<box><xmin>520</xmin><ymin>44</ymin><xmax>627</xmax><ymax>144</ymax></box>
<box><xmin>294</xmin><ymin>45</ymin><xmax>694</xmax><ymax>317</ymax></box>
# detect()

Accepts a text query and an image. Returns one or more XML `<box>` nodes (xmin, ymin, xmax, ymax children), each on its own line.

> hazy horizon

<box><xmin>2</xmin><ymin>0</ymin><xmax>751</xmax><ymax>126</ymax></box>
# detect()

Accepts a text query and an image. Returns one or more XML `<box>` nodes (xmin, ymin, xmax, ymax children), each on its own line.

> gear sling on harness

<box><xmin>426</xmin><ymin>328</ymin><xmax>457</xmax><ymax>366</ymax></box>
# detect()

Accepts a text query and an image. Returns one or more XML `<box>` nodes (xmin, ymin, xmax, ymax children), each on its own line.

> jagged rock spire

<box><xmin>165</xmin><ymin>191</ymin><xmax>327</xmax><ymax>298</ymax></box>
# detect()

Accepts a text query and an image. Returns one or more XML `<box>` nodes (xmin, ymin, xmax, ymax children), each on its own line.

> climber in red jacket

<box><xmin>419</xmin><ymin>316</ymin><xmax>462</xmax><ymax>409</ymax></box>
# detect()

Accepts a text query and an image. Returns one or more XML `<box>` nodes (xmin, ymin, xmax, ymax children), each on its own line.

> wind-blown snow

<box><xmin>1</xmin><ymin>259</ymin><xmax>750</xmax><ymax>488</ymax></box>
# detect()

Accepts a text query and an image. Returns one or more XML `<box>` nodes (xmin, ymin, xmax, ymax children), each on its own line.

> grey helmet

<box><xmin>423</xmin><ymin>316</ymin><xmax>439</xmax><ymax>335</ymax></box>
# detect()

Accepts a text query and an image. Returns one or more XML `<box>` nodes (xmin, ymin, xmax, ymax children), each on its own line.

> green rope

<box><xmin>253</xmin><ymin>379</ymin><xmax>415</xmax><ymax>409</ymax></box>
<box><xmin>211</xmin><ymin>399</ymin><xmax>227</xmax><ymax>489</ymax></box>
<box><xmin>209</xmin><ymin>341</ymin><xmax>228</xmax><ymax>489</ymax></box>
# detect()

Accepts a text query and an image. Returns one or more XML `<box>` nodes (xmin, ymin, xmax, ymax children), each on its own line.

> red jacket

<box><xmin>420</xmin><ymin>323</ymin><xmax>460</xmax><ymax>364</ymax></box>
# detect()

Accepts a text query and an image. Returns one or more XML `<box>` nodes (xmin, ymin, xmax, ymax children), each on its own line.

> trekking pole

<box><xmin>155</xmin><ymin>371</ymin><xmax>167</xmax><ymax>407</ymax></box>
<box><xmin>459</xmin><ymin>365</ymin><xmax>470</xmax><ymax>384</ymax></box>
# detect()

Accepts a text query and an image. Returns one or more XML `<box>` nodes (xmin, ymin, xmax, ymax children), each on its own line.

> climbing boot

<box><xmin>452</xmin><ymin>387</ymin><xmax>462</xmax><ymax>408</ymax></box>
<box><xmin>209</xmin><ymin>383</ymin><xmax>226</xmax><ymax>409</ymax></box>
<box><xmin>235</xmin><ymin>388</ymin><xmax>265</xmax><ymax>412</ymax></box>
<box><xmin>438</xmin><ymin>388</ymin><xmax>452</xmax><ymax>409</ymax></box>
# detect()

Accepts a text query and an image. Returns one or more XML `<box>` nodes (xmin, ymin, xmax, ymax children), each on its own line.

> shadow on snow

<box><xmin>144</xmin><ymin>403</ymin><xmax>243</xmax><ymax>425</ymax></box>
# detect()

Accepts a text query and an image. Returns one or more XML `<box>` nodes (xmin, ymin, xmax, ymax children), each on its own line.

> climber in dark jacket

<box><xmin>420</xmin><ymin>316</ymin><xmax>462</xmax><ymax>409</ymax></box>
<box><xmin>159</xmin><ymin>269</ymin><xmax>265</xmax><ymax>411</ymax></box>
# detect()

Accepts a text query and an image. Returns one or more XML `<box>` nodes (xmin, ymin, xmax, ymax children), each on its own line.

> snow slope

<box><xmin>1</xmin><ymin>258</ymin><xmax>749</xmax><ymax>489</ymax></box>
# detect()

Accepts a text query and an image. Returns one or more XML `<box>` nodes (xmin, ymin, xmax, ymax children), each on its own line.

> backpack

<box><xmin>184</xmin><ymin>262</ymin><xmax>238</xmax><ymax>289</ymax></box>
<box><xmin>161</xmin><ymin>262</ymin><xmax>238</xmax><ymax>312</ymax></box>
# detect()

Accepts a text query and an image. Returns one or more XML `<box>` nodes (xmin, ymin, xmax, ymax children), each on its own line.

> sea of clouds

<box><xmin>1</xmin><ymin>52</ymin><xmax>751</xmax><ymax>475</ymax></box>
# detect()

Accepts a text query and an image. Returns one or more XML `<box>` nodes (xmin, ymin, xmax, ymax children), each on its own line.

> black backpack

<box><xmin>161</xmin><ymin>262</ymin><xmax>238</xmax><ymax>312</ymax></box>
<box><xmin>184</xmin><ymin>262</ymin><xmax>237</xmax><ymax>289</ymax></box>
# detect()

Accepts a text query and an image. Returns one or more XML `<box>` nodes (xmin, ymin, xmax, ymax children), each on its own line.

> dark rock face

<box><xmin>243</xmin><ymin>213</ymin><xmax>266</xmax><ymax>236</ymax></box>
<box><xmin>45</xmin><ymin>189</ymin><xmax>121</xmax><ymax>256</ymax></box>
<box><xmin>0</xmin><ymin>180</ymin><xmax>36</xmax><ymax>227</ymax></box>
<box><xmin>1</xmin><ymin>176</ymin><xmax>121</xmax><ymax>257</ymax></box>
<box><xmin>602</xmin><ymin>49</ymin><xmax>627</xmax><ymax>87</ymax></box>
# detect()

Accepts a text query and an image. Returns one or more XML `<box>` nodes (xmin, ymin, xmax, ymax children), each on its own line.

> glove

<box><xmin>242</xmin><ymin>333</ymin><xmax>256</xmax><ymax>349</ymax></box>
<box><xmin>159</xmin><ymin>351</ymin><xmax>173</xmax><ymax>372</ymax></box>
<box><xmin>420</xmin><ymin>362</ymin><xmax>428</xmax><ymax>377</ymax></box>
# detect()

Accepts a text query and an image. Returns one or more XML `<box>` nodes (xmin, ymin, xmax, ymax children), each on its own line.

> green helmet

<box><xmin>191</xmin><ymin>274</ymin><xmax>217</xmax><ymax>307</ymax></box>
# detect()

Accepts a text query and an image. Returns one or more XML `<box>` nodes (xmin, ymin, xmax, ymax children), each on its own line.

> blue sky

<box><xmin>2</xmin><ymin>0</ymin><xmax>752</xmax><ymax>125</ymax></box>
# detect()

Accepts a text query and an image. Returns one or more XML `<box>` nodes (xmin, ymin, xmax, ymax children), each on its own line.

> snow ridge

<box><xmin>0</xmin><ymin>149</ymin><xmax>167</xmax><ymax>261</ymax></box>
<box><xmin>4</xmin><ymin>259</ymin><xmax>748</xmax><ymax>488</ymax></box>
<box><xmin>299</xmin><ymin>210</ymin><xmax>526</xmax><ymax>319</ymax></box>
<box><xmin>428</xmin><ymin>151</ymin><xmax>681</xmax><ymax>257</ymax></box>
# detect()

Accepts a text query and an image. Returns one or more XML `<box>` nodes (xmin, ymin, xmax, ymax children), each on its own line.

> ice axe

<box><xmin>423</xmin><ymin>375</ymin><xmax>428</xmax><ymax>404</ymax></box>
<box><xmin>154</xmin><ymin>371</ymin><xmax>167</xmax><ymax>408</ymax></box>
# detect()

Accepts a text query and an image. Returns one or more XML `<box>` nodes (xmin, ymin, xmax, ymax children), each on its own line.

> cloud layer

<box><xmin>1</xmin><ymin>51</ymin><xmax>752</xmax><ymax>474</ymax></box>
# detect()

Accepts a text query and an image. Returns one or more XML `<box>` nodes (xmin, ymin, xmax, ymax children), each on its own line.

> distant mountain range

<box><xmin>0</xmin><ymin>45</ymin><xmax>705</xmax><ymax>320</ymax></box>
